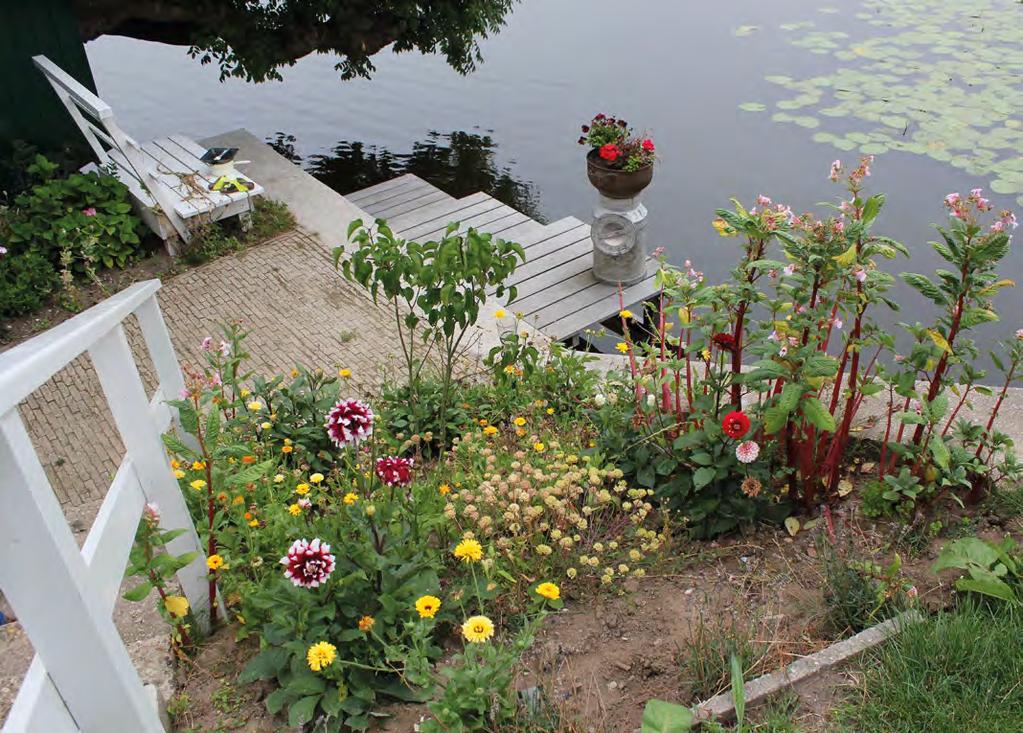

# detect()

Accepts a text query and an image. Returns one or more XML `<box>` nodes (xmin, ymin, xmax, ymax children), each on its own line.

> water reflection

<box><xmin>267</xmin><ymin>130</ymin><xmax>545</xmax><ymax>222</ymax></box>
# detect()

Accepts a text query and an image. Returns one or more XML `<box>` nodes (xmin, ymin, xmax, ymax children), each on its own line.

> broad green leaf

<box><xmin>801</xmin><ymin>397</ymin><xmax>836</xmax><ymax>432</ymax></box>
<box><xmin>640</xmin><ymin>699</ymin><xmax>695</xmax><ymax>733</ymax></box>
<box><xmin>288</xmin><ymin>695</ymin><xmax>320</xmax><ymax>728</ymax></box>
<box><xmin>693</xmin><ymin>466</ymin><xmax>716</xmax><ymax>490</ymax></box>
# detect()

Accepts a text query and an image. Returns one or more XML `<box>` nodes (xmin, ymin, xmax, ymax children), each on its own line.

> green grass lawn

<box><xmin>836</xmin><ymin>601</ymin><xmax>1023</xmax><ymax>732</ymax></box>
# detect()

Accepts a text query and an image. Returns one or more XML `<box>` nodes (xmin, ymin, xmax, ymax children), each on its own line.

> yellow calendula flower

<box><xmin>248</xmin><ymin>519</ymin><xmax>260</xmax><ymax>527</ymax></box>
<box><xmin>191</xmin><ymin>461</ymin><xmax>205</xmax><ymax>471</ymax></box>
<box><xmin>343</xmin><ymin>492</ymin><xmax>359</xmax><ymax>505</ymax></box>
<box><xmin>513</xmin><ymin>416</ymin><xmax>526</xmax><ymax>427</ymax></box>
<box><xmin>536</xmin><ymin>582</ymin><xmax>561</xmax><ymax>601</ymax></box>
<box><xmin>546</xmin><ymin>407</ymin><xmax>555</xmax><ymax>415</ymax></box>
<box><xmin>483</xmin><ymin>425</ymin><xmax>498</xmax><ymax>436</ymax></box>
<box><xmin>174</xmin><ymin>469</ymin><xmax>186</xmax><ymax>479</ymax></box>
<box><xmin>190</xmin><ymin>479</ymin><xmax>207</xmax><ymax>491</ymax></box>
<box><xmin>702</xmin><ymin>348</ymin><xmax>711</xmax><ymax>360</ymax></box>
<box><xmin>416</xmin><ymin>595</ymin><xmax>441</xmax><ymax>618</ymax></box>
<box><xmin>246</xmin><ymin>401</ymin><xmax>262</xmax><ymax>412</ymax></box>
<box><xmin>533</xmin><ymin>442</ymin><xmax>546</xmax><ymax>453</ymax></box>
<box><xmin>309</xmin><ymin>473</ymin><xmax>324</xmax><ymax>484</ymax></box>
<box><xmin>619</xmin><ymin>309</ymin><xmax>634</xmax><ymax>319</ymax></box>
<box><xmin>281</xmin><ymin>445</ymin><xmax>293</xmax><ymax>454</ymax></box>
<box><xmin>288</xmin><ymin>503</ymin><xmax>302</xmax><ymax>516</ymax></box>
<box><xmin>494</xmin><ymin>309</ymin><xmax>507</xmax><ymax>319</ymax></box>
<box><xmin>453</xmin><ymin>538</ymin><xmax>484</xmax><ymax>563</ymax></box>
<box><xmin>503</xmin><ymin>364</ymin><xmax>517</xmax><ymax>374</ymax></box>
<box><xmin>615</xmin><ymin>342</ymin><xmax>629</xmax><ymax>353</ymax></box>
<box><xmin>164</xmin><ymin>595</ymin><xmax>189</xmax><ymax>619</ymax></box>
<box><xmin>240</xmin><ymin>388</ymin><xmax>251</xmax><ymax>398</ymax></box>
<box><xmin>290</xmin><ymin>368</ymin><xmax>300</xmax><ymax>378</ymax></box>
<box><xmin>233</xmin><ymin>495</ymin><xmax>245</xmax><ymax>505</ymax></box>
<box><xmin>462</xmin><ymin>615</ymin><xmax>495</xmax><ymax>644</ymax></box>
<box><xmin>516</xmin><ymin>427</ymin><xmax>527</xmax><ymax>437</ymax></box>
<box><xmin>260</xmin><ymin>421</ymin><xmax>272</xmax><ymax>430</ymax></box>
<box><xmin>438</xmin><ymin>484</ymin><xmax>451</xmax><ymax>496</ymax></box>
<box><xmin>307</xmin><ymin>641</ymin><xmax>337</xmax><ymax>672</ymax></box>
<box><xmin>295</xmin><ymin>483</ymin><xmax>310</xmax><ymax>495</ymax></box>
<box><xmin>478</xmin><ymin>418</ymin><xmax>489</xmax><ymax>427</ymax></box>
<box><xmin>273</xmin><ymin>474</ymin><xmax>285</xmax><ymax>483</ymax></box>
<box><xmin>566</xmin><ymin>567</ymin><xmax>578</xmax><ymax>579</ymax></box>
<box><xmin>358</xmin><ymin>615</ymin><xmax>375</xmax><ymax>632</ymax></box>
<box><xmin>170</xmin><ymin>459</ymin><xmax>180</xmax><ymax>470</ymax></box>
<box><xmin>338</xmin><ymin>368</ymin><xmax>352</xmax><ymax>379</ymax></box>
<box><xmin>206</xmin><ymin>554</ymin><xmax>224</xmax><ymax>571</ymax></box>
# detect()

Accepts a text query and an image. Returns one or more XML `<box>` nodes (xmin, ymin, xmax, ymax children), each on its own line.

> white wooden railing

<box><xmin>0</xmin><ymin>280</ymin><xmax>211</xmax><ymax>732</ymax></box>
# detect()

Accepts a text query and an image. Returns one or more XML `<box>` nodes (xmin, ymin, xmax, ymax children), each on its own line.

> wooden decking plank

<box><xmin>355</xmin><ymin>180</ymin><xmax>437</xmax><ymax>212</ymax></box>
<box><xmin>538</xmin><ymin>268</ymin><xmax>660</xmax><ymax>339</ymax></box>
<box><xmin>504</xmin><ymin>237</ymin><xmax>591</xmax><ymax>293</ymax></box>
<box><xmin>508</xmin><ymin>253</ymin><xmax>597</xmax><ymax>313</ymax></box>
<box><xmin>397</xmin><ymin>195</ymin><xmax>502</xmax><ymax>239</ymax></box>
<box><xmin>519</xmin><ymin>217</ymin><xmax>585</xmax><ymax>249</ymax></box>
<box><xmin>504</xmin><ymin>227</ymin><xmax>591</xmax><ymax>283</ymax></box>
<box><xmin>346</xmin><ymin>174</ymin><xmax>422</xmax><ymax>203</ymax></box>
<box><xmin>475</xmin><ymin>211</ymin><xmax>531</xmax><ymax>236</ymax></box>
<box><xmin>368</xmin><ymin>188</ymin><xmax>450</xmax><ymax>219</ymax></box>
<box><xmin>493</xmin><ymin>219</ymin><xmax>547</xmax><ymax>244</ymax></box>
<box><xmin>411</xmin><ymin>204</ymin><xmax>520</xmax><ymax>242</ymax></box>
<box><xmin>110</xmin><ymin>148</ymin><xmax>205</xmax><ymax>218</ymax></box>
<box><xmin>387</xmin><ymin>191</ymin><xmax>491</xmax><ymax>233</ymax></box>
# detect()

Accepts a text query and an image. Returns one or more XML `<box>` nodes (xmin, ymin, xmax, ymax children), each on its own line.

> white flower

<box><xmin>594</xmin><ymin>393</ymin><xmax>607</xmax><ymax>407</ymax></box>
<box><xmin>735</xmin><ymin>441</ymin><xmax>760</xmax><ymax>464</ymax></box>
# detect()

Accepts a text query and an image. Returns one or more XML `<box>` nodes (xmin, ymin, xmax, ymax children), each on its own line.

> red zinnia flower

<box><xmin>325</xmin><ymin>398</ymin><xmax>374</xmax><ymax>449</ymax></box>
<box><xmin>375</xmin><ymin>456</ymin><xmax>414</xmax><ymax>487</ymax></box>
<box><xmin>712</xmin><ymin>333</ymin><xmax>736</xmax><ymax>351</ymax></box>
<box><xmin>280</xmin><ymin>538</ymin><xmax>335</xmax><ymax>588</ymax></box>
<box><xmin>599</xmin><ymin>143</ymin><xmax>621</xmax><ymax>161</ymax></box>
<box><xmin>722</xmin><ymin>411</ymin><xmax>751</xmax><ymax>439</ymax></box>
<box><xmin>642</xmin><ymin>139</ymin><xmax>655</xmax><ymax>152</ymax></box>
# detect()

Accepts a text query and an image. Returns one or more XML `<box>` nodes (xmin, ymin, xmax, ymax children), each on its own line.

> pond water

<box><xmin>85</xmin><ymin>0</ymin><xmax>1023</xmax><ymax>351</ymax></box>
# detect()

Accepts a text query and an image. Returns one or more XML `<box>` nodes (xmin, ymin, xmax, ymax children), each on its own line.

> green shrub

<box><xmin>5</xmin><ymin>155</ymin><xmax>143</xmax><ymax>270</ymax></box>
<box><xmin>0</xmin><ymin>248</ymin><xmax>58</xmax><ymax>317</ymax></box>
<box><xmin>247</xmin><ymin>198</ymin><xmax>295</xmax><ymax>240</ymax></box>
<box><xmin>822</xmin><ymin>543</ymin><xmax>905</xmax><ymax>635</ymax></box>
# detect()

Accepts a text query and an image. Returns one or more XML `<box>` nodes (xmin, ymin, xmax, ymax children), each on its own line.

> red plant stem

<box><xmin>822</xmin><ymin>276</ymin><xmax>865</xmax><ymax>494</ymax></box>
<box><xmin>976</xmin><ymin>362</ymin><xmax>1016</xmax><ymax>459</ymax></box>
<box><xmin>659</xmin><ymin>292</ymin><xmax>671</xmax><ymax>414</ymax></box>
<box><xmin>829</xmin><ymin>334</ymin><xmax>852</xmax><ymax>416</ymax></box>
<box><xmin>942</xmin><ymin>384</ymin><xmax>973</xmax><ymax>437</ymax></box>
<box><xmin>821</xmin><ymin>300</ymin><xmax>841</xmax><ymax>353</ymax></box>
<box><xmin>729</xmin><ymin>238</ymin><xmax>766</xmax><ymax>406</ymax></box>
<box><xmin>912</xmin><ymin>261</ymin><xmax>969</xmax><ymax>446</ymax></box>
<box><xmin>879</xmin><ymin>386</ymin><xmax>895</xmax><ymax>479</ymax></box>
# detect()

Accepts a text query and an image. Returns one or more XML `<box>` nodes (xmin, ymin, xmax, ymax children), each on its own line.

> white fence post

<box><xmin>0</xmin><ymin>411</ymin><xmax>163</xmax><ymax>733</ymax></box>
<box><xmin>89</xmin><ymin>322</ymin><xmax>215</xmax><ymax>630</ymax></box>
<box><xmin>0</xmin><ymin>280</ymin><xmax>212</xmax><ymax>731</ymax></box>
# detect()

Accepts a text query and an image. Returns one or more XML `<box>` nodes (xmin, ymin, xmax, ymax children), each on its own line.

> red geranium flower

<box><xmin>712</xmin><ymin>333</ymin><xmax>736</xmax><ymax>351</ymax></box>
<box><xmin>375</xmin><ymin>456</ymin><xmax>414</xmax><ymax>487</ymax></box>
<box><xmin>722</xmin><ymin>411</ymin><xmax>751</xmax><ymax>439</ymax></box>
<box><xmin>642</xmin><ymin>139</ymin><xmax>655</xmax><ymax>152</ymax></box>
<box><xmin>599</xmin><ymin>143</ymin><xmax>621</xmax><ymax>161</ymax></box>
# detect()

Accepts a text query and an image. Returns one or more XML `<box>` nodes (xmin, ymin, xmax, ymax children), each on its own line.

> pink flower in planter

<box><xmin>280</xmin><ymin>538</ymin><xmax>335</xmax><ymax>588</ymax></box>
<box><xmin>735</xmin><ymin>441</ymin><xmax>760</xmax><ymax>464</ymax></box>
<box><xmin>325</xmin><ymin>398</ymin><xmax>375</xmax><ymax>449</ymax></box>
<box><xmin>82</xmin><ymin>207</ymin><xmax>97</xmax><ymax>217</ymax></box>
<box><xmin>376</xmin><ymin>456</ymin><xmax>414</xmax><ymax>487</ymax></box>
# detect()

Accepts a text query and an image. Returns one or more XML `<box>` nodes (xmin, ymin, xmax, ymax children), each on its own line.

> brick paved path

<box><xmin>17</xmin><ymin>229</ymin><xmax>410</xmax><ymax>517</ymax></box>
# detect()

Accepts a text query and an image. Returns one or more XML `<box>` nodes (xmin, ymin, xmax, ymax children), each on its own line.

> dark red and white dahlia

<box><xmin>375</xmin><ymin>456</ymin><xmax>414</xmax><ymax>487</ymax></box>
<box><xmin>280</xmin><ymin>538</ymin><xmax>335</xmax><ymax>588</ymax></box>
<box><xmin>325</xmin><ymin>398</ymin><xmax>374</xmax><ymax>449</ymax></box>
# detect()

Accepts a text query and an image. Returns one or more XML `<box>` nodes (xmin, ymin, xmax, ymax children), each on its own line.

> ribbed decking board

<box><xmin>347</xmin><ymin>178</ymin><xmax>659</xmax><ymax>340</ymax></box>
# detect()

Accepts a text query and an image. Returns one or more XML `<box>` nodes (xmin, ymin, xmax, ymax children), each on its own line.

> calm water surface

<box><xmin>86</xmin><ymin>0</ymin><xmax>1023</xmax><ymax>350</ymax></box>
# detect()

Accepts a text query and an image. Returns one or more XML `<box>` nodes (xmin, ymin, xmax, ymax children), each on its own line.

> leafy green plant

<box><xmin>337</xmin><ymin>218</ymin><xmax>524</xmax><ymax>443</ymax></box>
<box><xmin>5</xmin><ymin>154</ymin><xmax>143</xmax><ymax>270</ymax></box>
<box><xmin>932</xmin><ymin>535</ymin><xmax>1021</xmax><ymax>605</ymax></box>
<box><xmin>822</xmin><ymin>543</ymin><xmax>907</xmax><ymax>634</ymax></box>
<box><xmin>677</xmin><ymin>612</ymin><xmax>768</xmax><ymax>701</ymax></box>
<box><xmin>0</xmin><ymin>248</ymin><xmax>58</xmax><ymax>317</ymax></box>
<box><xmin>122</xmin><ymin>503</ymin><xmax>198</xmax><ymax>648</ymax></box>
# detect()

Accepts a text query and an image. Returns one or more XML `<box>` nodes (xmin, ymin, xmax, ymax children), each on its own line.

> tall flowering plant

<box><xmin>578</xmin><ymin>113</ymin><xmax>656</xmax><ymax>172</ymax></box>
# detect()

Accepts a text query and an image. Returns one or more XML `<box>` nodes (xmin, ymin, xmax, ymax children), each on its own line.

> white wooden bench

<box><xmin>33</xmin><ymin>55</ymin><xmax>264</xmax><ymax>254</ymax></box>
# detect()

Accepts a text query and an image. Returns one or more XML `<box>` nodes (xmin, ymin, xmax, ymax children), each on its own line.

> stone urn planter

<box><xmin>579</xmin><ymin>114</ymin><xmax>656</xmax><ymax>285</ymax></box>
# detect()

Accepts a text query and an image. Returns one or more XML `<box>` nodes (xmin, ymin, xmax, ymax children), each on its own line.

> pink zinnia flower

<box><xmin>375</xmin><ymin>456</ymin><xmax>414</xmax><ymax>486</ymax></box>
<box><xmin>325</xmin><ymin>398</ymin><xmax>375</xmax><ymax>449</ymax></box>
<box><xmin>735</xmin><ymin>441</ymin><xmax>760</xmax><ymax>464</ymax></box>
<box><xmin>280</xmin><ymin>538</ymin><xmax>335</xmax><ymax>588</ymax></box>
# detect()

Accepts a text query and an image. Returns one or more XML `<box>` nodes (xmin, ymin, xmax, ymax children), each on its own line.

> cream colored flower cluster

<box><xmin>445</xmin><ymin>431</ymin><xmax>668</xmax><ymax>585</ymax></box>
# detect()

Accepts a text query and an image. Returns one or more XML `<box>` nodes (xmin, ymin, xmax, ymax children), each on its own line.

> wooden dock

<box><xmin>346</xmin><ymin>174</ymin><xmax>659</xmax><ymax>341</ymax></box>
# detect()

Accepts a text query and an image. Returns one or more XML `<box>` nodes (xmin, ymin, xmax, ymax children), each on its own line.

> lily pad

<box><xmin>738</xmin><ymin>102</ymin><xmax>768</xmax><ymax>113</ymax></box>
<box><xmin>735</xmin><ymin>25</ymin><xmax>759</xmax><ymax>37</ymax></box>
